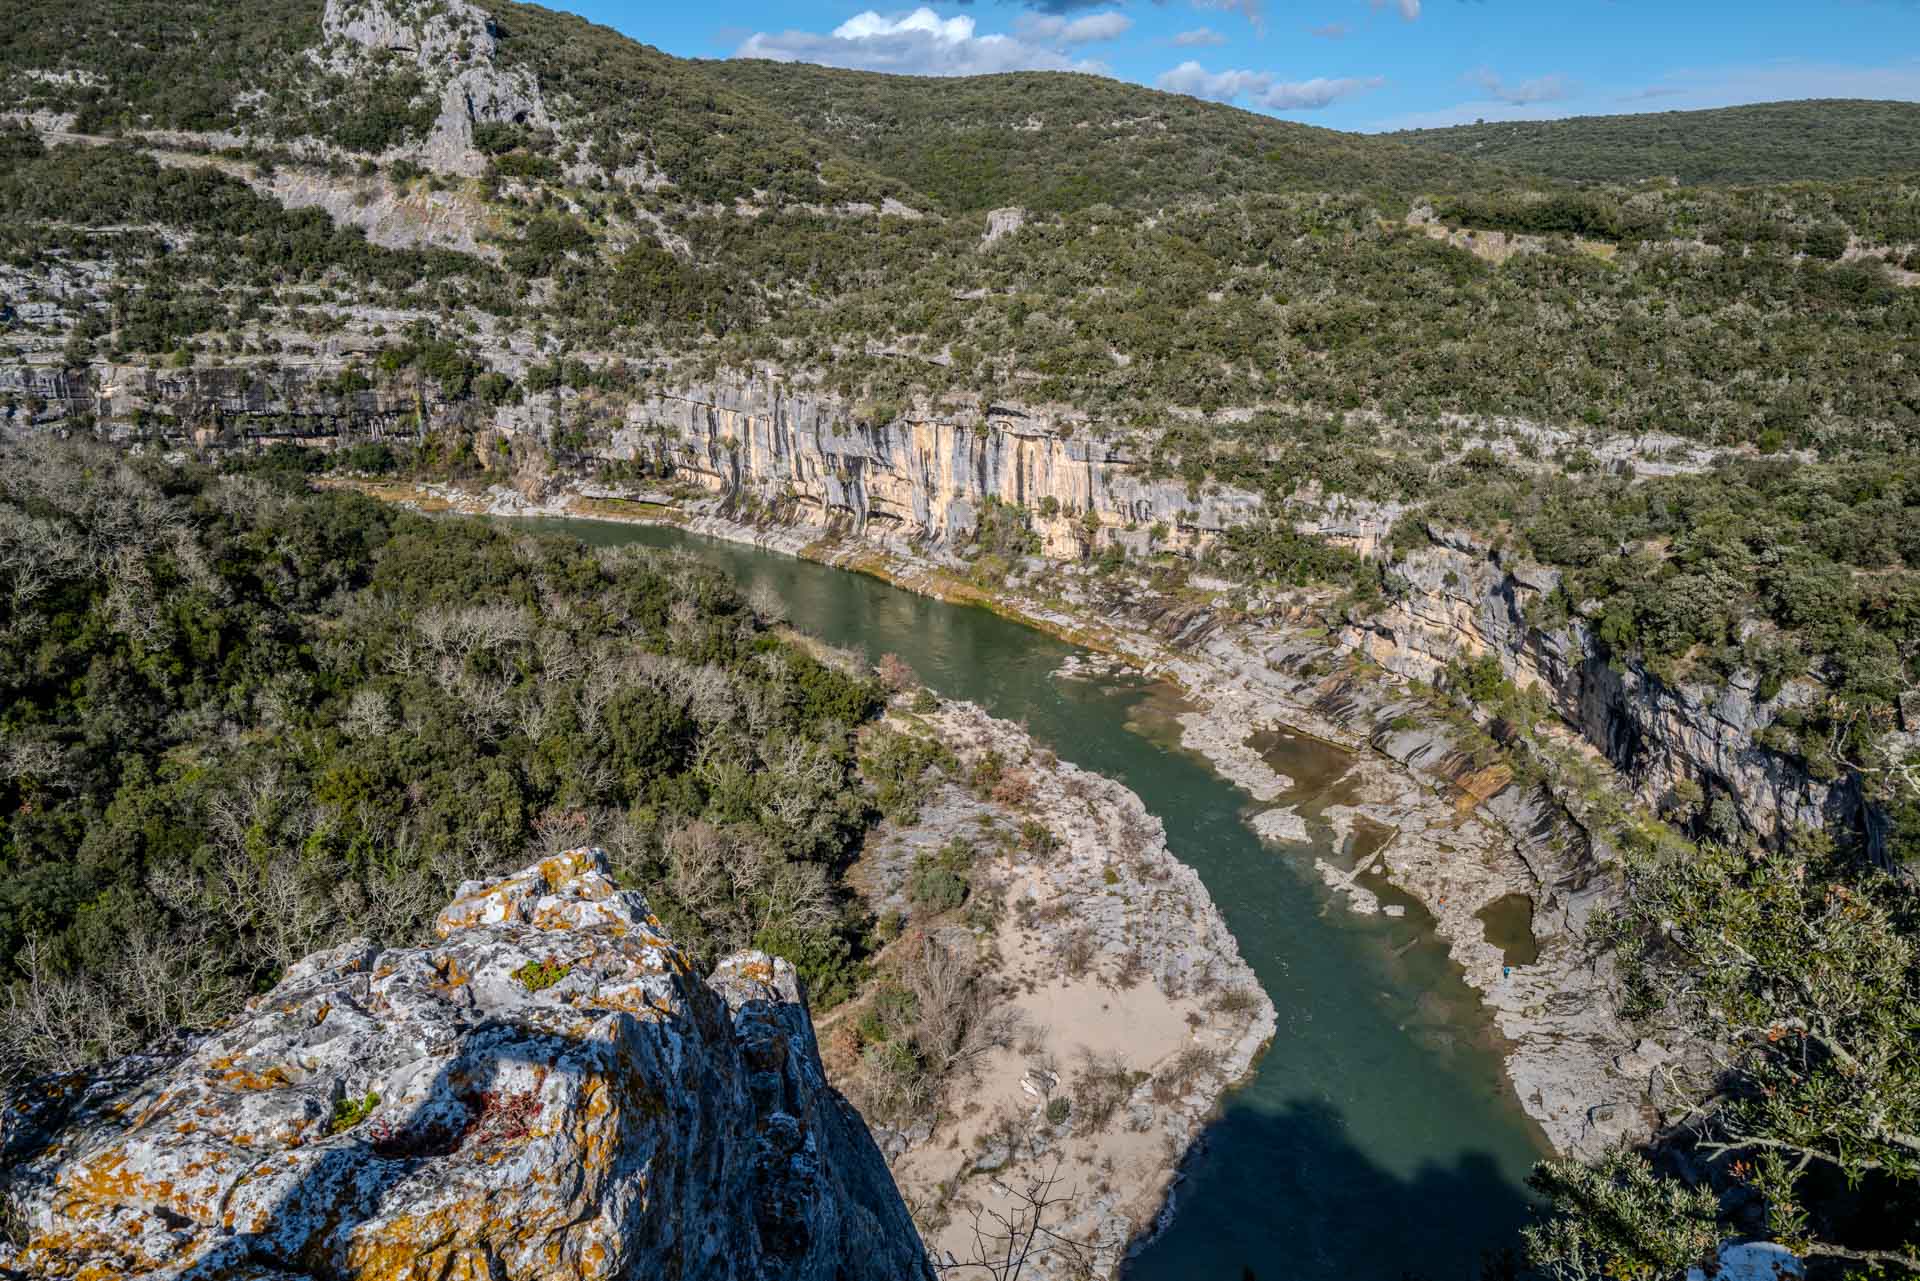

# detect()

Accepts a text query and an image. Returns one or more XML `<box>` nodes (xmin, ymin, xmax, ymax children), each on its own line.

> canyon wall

<box><xmin>1330</xmin><ymin>520</ymin><xmax>1845</xmax><ymax>836</ymax></box>
<box><xmin>606</xmin><ymin>375</ymin><xmax>1850</xmax><ymax>842</ymax></box>
<box><xmin>11</xmin><ymin>360</ymin><xmax>1853</xmax><ymax>841</ymax></box>
<box><xmin>611</xmin><ymin>380</ymin><xmax>1262</xmax><ymax>560</ymax></box>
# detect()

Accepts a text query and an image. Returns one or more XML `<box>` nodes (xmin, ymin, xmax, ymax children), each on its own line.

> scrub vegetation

<box><xmin>1390</xmin><ymin>99</ymin><xmax>1920</xmax><ymax>186</ymax></box>
<box><xmin>0</xmin><ymin>440</ymin><xmax>894</xmax><ymax>1077</ymax></box>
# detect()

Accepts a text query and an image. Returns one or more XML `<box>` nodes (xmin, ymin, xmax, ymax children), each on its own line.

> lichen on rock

<box><xmin>0</xmin><ymin>849</ymin><xmax>932</xmax><ymax>1280</ymax></box>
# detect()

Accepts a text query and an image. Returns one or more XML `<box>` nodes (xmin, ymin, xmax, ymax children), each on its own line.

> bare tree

<box><xmin>877</xmin><ymin>652</ymin><xmax>919</xmax><ymax>692</ymax></box>
<box><xmin>906</xmin><ymin>930</ymin><xmax>1018</xmax><ymax>1080</ymax></box>
<box><xmin>204</xmin><ymin>770</ymin><xmax>343</xmax><ymax>975</ymax></box>
<box><xmin>685</xmin><ymin>662</ymin><xmax>740</xmax><ymax>726</ymax></box>
<box><xmin>343</xmin><ymin>686</ymin><xmax>395</xmax><ymax>739</ymax></box>
<box><xmin>746</xmin><ymin>578</ymin><xmax>790</xmax><ymax>625</ymax></box>
<box><xmin>0</xmin><ymin>737</ymin><xmax>69</xmax><ymax>792</ymax></box>
<box><xmin>0</xmin><ymin>936</ymin><xmax>121</xmax><ymax>1078</ymax></box>
<box><xmin>665</xmin><ymin>819</ymin><xmax>739</xmax><ymax>937</ymax></box>
<box><xmin>666</xmin><ymin>597</ymin><xmax>705</xmax><ymax>654</ymax></box>
<box><xmin>532</xmin><ymin>808</ymin><xmax>592</xmax><ymax>855</ymax></box>
<box><xmin>934</xmin><ymin>1161</ymin><xmax>1096</xmax><ymax>1280</ymax></box>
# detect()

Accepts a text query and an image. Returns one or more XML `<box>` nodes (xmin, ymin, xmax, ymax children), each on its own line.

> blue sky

<box><xmin>554</xmin><ymin>0</ymin><xmax>1920</xmax><ymax>132</ymax></box>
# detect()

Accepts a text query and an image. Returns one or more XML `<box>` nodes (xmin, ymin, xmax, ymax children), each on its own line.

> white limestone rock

<box><xmin>0</xmin><ymin>849</ymin><xmax>931</xmax><ymax>1281</ymax></box>
<box><xmin>1251</xmin><ymin>806</ymin><xmax>1310</xmax><ymax>844</ymax></box>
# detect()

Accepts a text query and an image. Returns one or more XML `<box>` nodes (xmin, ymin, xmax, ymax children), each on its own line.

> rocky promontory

<box><xmin>0</xmin><ymin>850</ymin><xmax>932</xmax><ymax>1281</ymax></box>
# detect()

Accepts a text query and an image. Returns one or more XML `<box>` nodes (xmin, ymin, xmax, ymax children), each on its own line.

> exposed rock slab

<box><xmin>0</xmin><ymin>850</ymin><xmax>932</xmax><ymax>1281</ymax></box>
<box><xmin>1251</xmin><ymin>806</ymin><xmax>1310</xmax><ymax>844</ymax></box>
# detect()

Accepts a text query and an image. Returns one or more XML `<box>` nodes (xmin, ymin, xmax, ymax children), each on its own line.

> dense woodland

<box><xmin>2</xmin><ymin>1</ymin><xmax>1919</xmax><ymax>1274</ymax></box>
<box><xmin>0</xmin><ymin>441</ymin><xmax>912</xmax><ymax>1077</ymax></box>
<box><xmin>1391</xmin><ymin>100</ymin><xmax>1920</xmax><ymax>186</ymax></box>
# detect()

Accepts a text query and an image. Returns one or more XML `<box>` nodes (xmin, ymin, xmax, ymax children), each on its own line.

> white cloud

<box><xmin>1173</xmin><ymin>26</ymin><xmax>1229</xmax><ymax>47</ymax></box>
<box><xmin>1015</xmin><ymin>11</ymin><xmax>1134</xmax><ymax>46</ymax></box>
<box><xmin>832</xmin><ymin>9</ymin><xmax>969</xmax><ymax>43</ymax></box>
<box><xmin>1370</xmin><ymin>0</ymin><xmax>1421</xmax><ymax>19</ymax></box>
<box><xmin>1157</xmin><ymin>60</ymin><xmax>1385</xmax><ymax>110</ymax></box>
<box><xmin>1310</xmin><ymin>23</ymin><xmax>1350</xmax><ymax>39</ymax></box>
<box><xmin>1192</xmin><ymin>0</ymin><xmax>1267</xmax><ymax>36</ymax></box>
<box><xmin>735</xmin><ymin>7</ymin><xmax>1105</xmax><ymax>76</ymax></box>
<box><xmin>1464</xmin><ymin>68</ymin><xmax>1577</xmax><ymax>105</ymax></box>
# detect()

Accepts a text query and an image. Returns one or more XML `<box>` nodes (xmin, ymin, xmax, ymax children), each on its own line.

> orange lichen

<box><xmin>58</xmin><ymin>1149</ymin><xmax>197</xmax><ymax>1228</ymax></box>
<box><xmin>734</xmin><ymin>958</ymin><xmax>775</xmax><ymax>985</ymax></box>
<box><xmin>216</xmin><ymin>1064</ymin><xmax>294</xmax><ymax>1092</ymax></box>
<box><xmin>430</xmin><ymin>955</ymin><xmax>471</xmax><ymax>993</ymax></box>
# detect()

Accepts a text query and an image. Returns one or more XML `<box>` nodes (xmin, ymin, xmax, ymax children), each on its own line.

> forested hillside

<box><xmin>1391</xmin><ymin>99</ymin><xmax>1920</xmax><ymax>185</ymax></box>
<box><xmin>0</xmin><ymin>441</ymin><xmax>894</xmax><ymax>1076</ymax></box>
<box><xmin>711</xmin><ymin>59</ymin><xmax>1474</xmax><ymax>212</ymax></box>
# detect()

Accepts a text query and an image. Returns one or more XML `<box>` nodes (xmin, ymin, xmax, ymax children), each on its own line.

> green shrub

<box><xmin>328</xmin><ymin>1091</ymin><xmax>381</xmax><ymax>1135</ymax></box>
<box><xmin>907</xmin><ymin>838</ymin><xmax>976</xmax><ymax>913</ymax></box>
<box><xmin>513</xmin><ymin>960</ymin><xmax>571</xmax><ymax>992</ymax></box>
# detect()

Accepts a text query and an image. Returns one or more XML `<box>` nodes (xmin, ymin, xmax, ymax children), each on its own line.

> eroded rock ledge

<box><xmin>0</xmin><ymin>849</ymin><xmax>932</xmax><ymax>1281</ymax></box>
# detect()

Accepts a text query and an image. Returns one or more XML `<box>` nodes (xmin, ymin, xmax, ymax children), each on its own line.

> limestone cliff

<box><xmin>49</xmin><ymin>353</ymin><xmax>1855</xmax><ymax>844</ymax></box>
<box><xmin>0</xmin><ymin>849</ymin><xmax>932</xmax><ymax>1281</ymax></box>
<box><xmin>601</xmin><ymin>375</ymin><xmax>1854</xmax><ymax>845</ymax></box>
<box><xmin>612</xmin><ymin>380</ymin><xmax>1262</xmax><ymax>560</ymax></box>
<box><xmin>1330</xmin><ymin>519</ymin><xmax>1848</xmax><ymax>838</ymax></box>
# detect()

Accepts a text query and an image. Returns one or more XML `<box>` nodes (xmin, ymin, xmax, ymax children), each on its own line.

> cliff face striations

<box><xmin>0</xmin><ymin>849</ymin><xmax>932</xmax><ymax>1281</ymax></box>
<box><xmin>614</xmin><ymin>380</ymin><xmax>1262</xmax><ymax>559</ymax></box>
<box><xmin>605</xmin><ymin>376</ymin><xmax>1851</xmax><ymax>844</ymax></box>
<box><xmin>1332</xmin><ymin>520</ymin><xmax>1847</xmax><ymax>837</ymax></box>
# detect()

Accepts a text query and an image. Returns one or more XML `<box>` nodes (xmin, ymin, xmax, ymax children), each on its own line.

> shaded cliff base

<box><xmin>338</xmin><ymin>476</ymin><xmax>1683</xmax><ymax>1160</ymax></box>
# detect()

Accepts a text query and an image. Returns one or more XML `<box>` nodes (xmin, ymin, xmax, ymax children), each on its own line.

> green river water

<box><xmin>528</xmin><ymin>518</ymin><xmax>1553</xmax><ymax>1280</ymax></box>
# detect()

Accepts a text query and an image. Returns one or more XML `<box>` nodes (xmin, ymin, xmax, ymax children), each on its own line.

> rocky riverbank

<box><xmin>853</xmin><ymin>701</ymin><xmax>1276</xmax><ymax>1277</ymax></box>
<box><xmin>332</xmin><ymin>476</ymin><xmax>1664</xmax><ymax>1157</ymax></box>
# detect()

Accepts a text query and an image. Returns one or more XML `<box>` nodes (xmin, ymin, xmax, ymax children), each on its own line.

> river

<box><xmin>527</xmin><ymin>518</ymin><xmax>1552</xmax><ymax>1280</ymax></box>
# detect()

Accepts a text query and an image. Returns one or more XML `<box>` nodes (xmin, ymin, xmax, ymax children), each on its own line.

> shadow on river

<box><xmin>1125</xmin><ymin>1095</ymin><xmax>1526</xmax><ymax>1280</ymax></box>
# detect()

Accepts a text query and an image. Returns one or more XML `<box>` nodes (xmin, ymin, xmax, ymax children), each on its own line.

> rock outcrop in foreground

<box><xmin>0</xmin><ymin>850</ymin><xmax>931</xmax><ymax>1280</ymax></box>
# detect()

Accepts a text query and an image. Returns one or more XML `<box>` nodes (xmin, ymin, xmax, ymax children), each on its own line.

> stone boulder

<box><xmin>0</xmin><ymin>849</ymin><xmax>931</xmax><ymax>1280</ymax></box>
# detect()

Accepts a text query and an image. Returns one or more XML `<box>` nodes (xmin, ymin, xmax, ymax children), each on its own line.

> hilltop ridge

<box><xmin>1390</xmin><ymin>98</ymin><xmax>1920</xmax><ymax>185</ymax></box>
